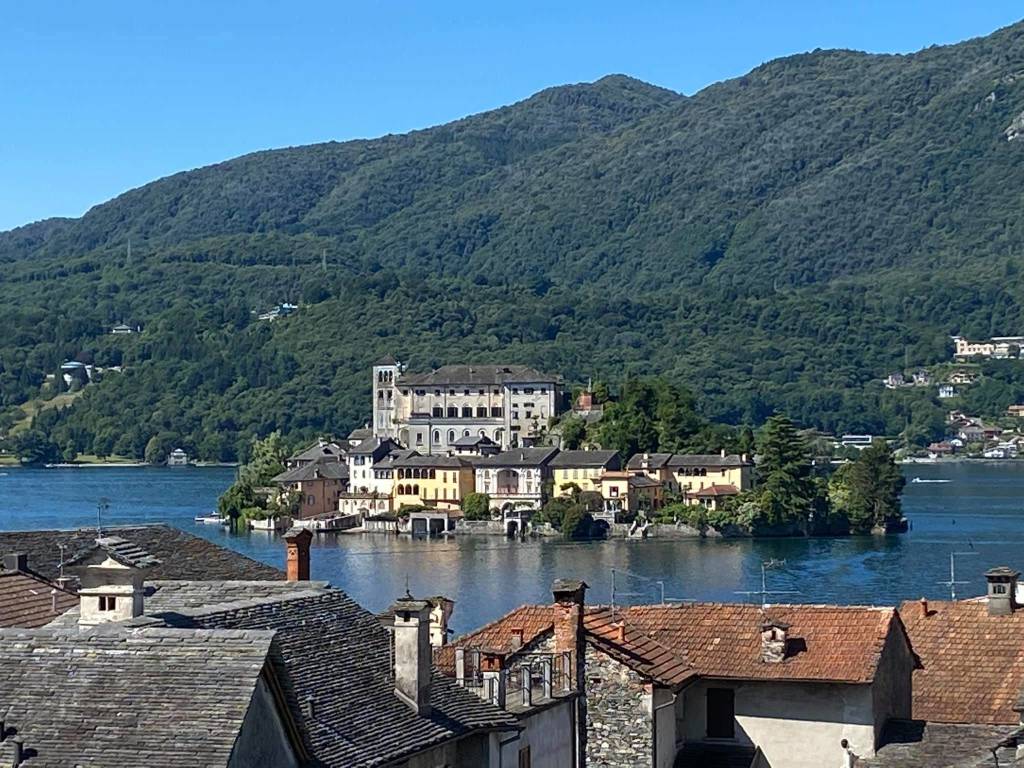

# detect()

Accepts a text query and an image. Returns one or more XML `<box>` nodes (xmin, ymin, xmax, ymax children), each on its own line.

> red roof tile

<box><xmin>0</xmin><ymin>570</ymin><xmax>77</xmax><ymax>628</ymax></box>
<box><xmin>692</xmin><ymin>484</ymin><xmax>739</xmax><ymax>497</ymax></box>
<box><xmin>435</xmin><ymin>604</ymin><xmax>554</xmax><ymax>674</ymax></box>
<box><xmin>584</xmin><ymin>610</ymin><xmax>695</xmax><ymax>688</ymax></box>
<box><xmin>622</xmin><ymin>603</ymin><xmax>901</xmax><ymax>684</ymax></box>
<box><xmin>900</xmin><ymin>599</ymin><xmax>1024</xmax><ymax>725</ymax></box>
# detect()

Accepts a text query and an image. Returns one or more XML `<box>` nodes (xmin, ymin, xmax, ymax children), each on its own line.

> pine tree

<box><xmin>840</xmin><ymin>440</ymin><xmax>906</xmax><ymax>533</ymax></box>
<box><xmin>752</xmin><ymin>415</ymin><xmax>817</xmax><ymax>527</ymax></box>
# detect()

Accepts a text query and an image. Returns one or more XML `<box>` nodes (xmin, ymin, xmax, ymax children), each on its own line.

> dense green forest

<box><xmin>6</xmin><ymin>21</ymin><xmax>1024</xmax><ymax>460</ymax></box>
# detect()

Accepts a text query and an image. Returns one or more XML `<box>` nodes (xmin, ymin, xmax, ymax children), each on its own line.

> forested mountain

<box><xmin>5</xmin><ymin>21</ymin><xmax>1024</xmax><ymax>461</ymax></box>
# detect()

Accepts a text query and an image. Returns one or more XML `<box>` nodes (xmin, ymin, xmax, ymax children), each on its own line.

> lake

<box><xmin>0</xmin><ymin>461</ymin><xmax>1020</xmax><ymax>633</ymax></box>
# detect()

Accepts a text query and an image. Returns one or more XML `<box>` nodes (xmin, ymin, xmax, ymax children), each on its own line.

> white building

<box><xmin>371</xmin><ymin>358</ymin><xmax>561</xmax><ymax>451</ymax></box>
<box><xmin>474</xmin><ymin>447</ymin><xmax>559</xmax><ymax>512</ymax></box>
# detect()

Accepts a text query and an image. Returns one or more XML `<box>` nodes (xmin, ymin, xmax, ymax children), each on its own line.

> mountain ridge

<box><xmin>4</xmin><ymin>20</ymin><xmax>1024</xmax><ymax>460</ymax></box>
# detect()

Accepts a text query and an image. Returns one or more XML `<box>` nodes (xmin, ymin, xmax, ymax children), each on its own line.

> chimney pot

<box><xmin>552</xmin><ymin>579</ymin><xmax>587</xmax><ymax>690</ymax></box>
<box><xmin>720</xmin><ymin>448</ymin><xmax>726</xmax><ymax>458</ymax></box>
<box><xmin>284</xmin><ymin>528</ymin><xmax>313</xmax><ymax>582</ymax></box>
<box><xmin>510</xmin><ymin>627</ymin><xmax>524</xmax><ymax>651</ymax></box>
<box><xmin>919</xmin><ymin>597</ymin><xmax>928</xmax><ymax>617</ymax></box>
<box><xmin>761</xmin><ymin>619</ymin><xmax>790</xmax><ymax>663</ymax></box>
<box><xmin>615</xmin><ymin>623</ymin><xmax>626</xmax><ymax>643</ymax></box>
<box><xmin>985</xmin><ymin>566</ymin><xmax>1020</xmax><ymax>616</ymax></box>
<box><xmin>2</xmin><ymin>553</ymin><xmax>27</xmax><ymax>572</ymax></box>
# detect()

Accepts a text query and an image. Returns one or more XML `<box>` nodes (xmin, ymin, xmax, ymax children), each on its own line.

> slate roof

<box><xmin>175</xmin><ymin>588</ymin><xmax>519</xmax><ymax>767</ymax></box>
<box><xmin>65</xmin><ymin>535</ymin><xmax>162</xmax><ymax>569</ymax></box>
<box><xmin>899</xmin><ymin>598</ymin><xmax>1024</xmax><ymax>724</ymax></box>
<box><xmin>400</xmin><ymin>364</ymin><xmax>558</xmax><ymax>387</ymax></box>
<box><xmin>0</xmin><ymin>569</ymin><xmax>77</xmax><ymax>628</ymax></box>
<box><xmin>347</xmin><ymin>427</ymin><xmax>374</xmax><ymax>441</ymax></box>
<box><xmin>349</xmin><ymin>436</ymin><xmax>401</xmax><ymax>456</ymax></box>
<box><xmin>273</xmin><ymin>459</ymin><xmax>350</xmax><ymax>483</ymax></box>
<box><xmin>0</xmin><ymin>625</ymin><xmax>278</xmax><ymax>768</ymax></box>
<box><xmin>453</xmin><ymin>434</ymin><xmax>498</xmax><ymax>448</ymax></box>
<box><xmin>626</xmin><ymin>452</ymin><xmax>673</xmax><ymax>470</ymax></box>
<box><xmin>859</xmin><ymin>720</ymin><xmax>1023</xmax><ymax>767</ymax></box>
<box><xmin>667</xmin><ymin>454</ymin><xmax>752</xmax><ymax>468</ymax></box>
<box><xmin>441</xmin><ymin>602</ymin><xmax>906</xmax><ymax>686</ymax></box>
<box><xmin>287</xmin><ymin>440</ymin><xmax>347</xmax><ymax>464</ymax></box>
<box><xmin>475</xmin><ymin>447</ymin><xmax>560</xmax><ymax>468</ymax></box>
<box><xmin>0</xmin><ymin>525</ymin><xmax>283</xmax><ymax>584</ymax></box>
<box><xmin>548</xmin><ymin>450</ymin><xmax>621</xmax><ymax>469</ymax></box>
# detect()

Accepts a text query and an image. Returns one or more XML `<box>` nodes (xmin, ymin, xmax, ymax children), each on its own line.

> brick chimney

<box><xmin>760</xmin><ymin>619</ymin><xmax>790</xmax><ymax>663</ymax></box>
<box><xmin>284</xmin><ymin>528</ymin><xmax>312</xmax><ymax>582</ymax></box>
<box><xmin>389</xmin><ymin>596</ymin><xmax>432</xmax><ymax>715</ymax></box>
<box><xmin>552</xmin><ymin>579</ymin><xmax>587</xmax><ymax>688</ymax></box>
<box><xmin>985</xmin><ymin>566</ymin><xmax>1020</xmax><ymax>616</ymax></box>
<box><xmin>2</xmin><ymin>553</ymin><xmax>27</xmax><ymax>572</ymax></box>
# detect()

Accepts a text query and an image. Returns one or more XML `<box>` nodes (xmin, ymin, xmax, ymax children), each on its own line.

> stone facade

<box><xmin>586</xmin><ymin>648</ymin><xmax>652</xmax><ymax>767</ymax></box>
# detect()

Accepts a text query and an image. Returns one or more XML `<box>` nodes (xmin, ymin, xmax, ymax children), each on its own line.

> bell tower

<box><xmin>373</xmin><ymin>356</ymin><xmax>400</xmax><ymax>439</ymax></box>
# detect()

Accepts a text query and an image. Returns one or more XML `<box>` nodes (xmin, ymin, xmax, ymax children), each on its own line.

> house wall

<box><xmin>228</xmin><ymin>677</ymin><xmax>299</xmax><ymax>768</ymax></box>
<box><xmin>554</xmin><ymin>466</ymin><xmax>605</xmax><ymax>496</ymax></box>
<box><xmin>870</xmin><ymin>622</ymin><xmax>914</xmax><ymax>744</ymax></box>
<box><xmin>500</xmin><ymin>700</ymin><xmax>576</xmax><ymax>768</ymax></box>
<box><xmin>679</xmin><ymin>679</ymin><xmax>876</xmax><ymax>768</ymax></box>
<box><xmin>293</xmin><ymin>477</ymin><xmax>346</xmax><ymax>519</ymax></box>
<box><xmin>475</xmin><ymin>466</ymin><xmax>546</xmax><ymax>509</ymax></box>
<box><xmin>586</xmin><ymin>647</ymin><xmax>654</xmax><ymax>767</ymax></box>
<box><xmin>403</xmin><ymin>732</ymin><xmax>499</xmax><ymax>768</ymax></box>
<box><xmin>652</xmin><ymin>687</ymin><xmax>677</xmax><ymax>768</ymax></box>
<box><xmin>672</xmin><ymin>464</ymin><xmax>751</xmax><ymax>495</ymax></box>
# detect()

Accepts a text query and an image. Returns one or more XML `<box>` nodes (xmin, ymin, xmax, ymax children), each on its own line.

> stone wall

<box><xmin>586</xmin><ymin>647</ymin><xmax>652</xmax><ymax>767</ymax></box>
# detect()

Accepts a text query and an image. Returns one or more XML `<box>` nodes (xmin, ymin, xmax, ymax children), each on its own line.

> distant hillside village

<box><xmin>214</xmin><ymin>359</ymin><xmax>908</xmax><ymax>541</ymax></box>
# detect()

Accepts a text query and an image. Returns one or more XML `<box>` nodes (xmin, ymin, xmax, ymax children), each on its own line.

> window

<box><xmin>434</xmin><ymin>389</ymin><xmax>440</xmax><ymax>396</ymax></box>
<box><xmin>416</xmin><ymin>433</ymin><xmax>423</xmax><ymax>445</ymax></box>
<box><xmin>307</xmin><ymin>495</ymin><xmax>315</xmax><ymax>505</ymax></box>
<box><xmin>478</xmin><ymin>389</ymin><xmax>485</xmax><ymax>395</ymax></box>
<box><xmin>477</xmin><ymin>406</ymin><xmax>488</xmax><ymax>417</ymax></box>
<box><xmin>512</xmin><ymin>387</ymin><xmax>519</xmax><ymax>394</ymax></box>
<box><xmin>432</xmin><ymin>406</ymin><xmax>443</xmax><ymax>418</ymax></box>
<box><xmin>572</xmin><ymin>469</ymin><xmax>579</xmax><ymax>479</ymax></box>
<box><xmin>449</xmin><ymin>389</ymin><xmax>456</xmax><ymax>396</ymax></box>
<box><xmin>491</xmin><ymin>407</ymin><xmax>503</xmax><ymax>417</ymax></box>
<box><xmin>463</xmin><ymin>389</ymin><xmax>470</xmax><ymax>395</ymax></box>
<box><xmin>994</xmin><ymin>583</ymin><xmax>1008</xmax><ymax>594</ymax></box>
<box><xmin>462</xmin><ymin>406</ymin><xmax>473</xmax><ymax>418</ymax></box>
<box><xmin>448</xmin><ymin>430</ymin><xmax>456</xmax><ymax>443</ymax></box>
<box><xmin>415</xmin><ymin>389</ymin><xmax>425</xmax><ymax>396</ymax></box>
<box><xmin>524</xmin><ymin>387</ymin><xmax>534</xmax><ymax>394</ymax></box>
<box><xmin>98</xmin><ymin>595</ymin><xmax>116</xmax><ymax>611</ymax></box>
<box><xmin>463</xmin><ymin>430</ymin><xmax>470</xmax><ymax>437</ymax></box>
<box><xmin>447</xmin><ymin>407</ymin><xmax>458</xmax><ymax>418</ymax></box>
<box><xmin>518</xmin><ymin>746</ymin><xmax>531</xmax><ymax>768</ymax></box>
<box><xmin>433</xmin><ymin>430</ymin><xmax>440</xmax><ymax>444</ymax></box>
<box><xmin>706</xmin><ymin>688</ymin><xmax>735</xmax><ymax>739</ymax></box>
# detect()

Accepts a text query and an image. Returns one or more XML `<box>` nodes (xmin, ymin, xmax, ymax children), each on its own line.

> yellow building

<box><xmin>549</xmin><ymin>450</ymin><xmax>621</xmax><ymax>497</ymax></box>
<box><xmin>392</xmin><ymin>455</ymin><xmax>475</xmax><ymax>511</ymax></box>
<box><xmin>599</xmin><ymin>471</ymin><xmax>663</xmax><ymax>521</ymax></box>
<box><xmin>668</xmin><ymin>452</ymin><xmax>754</xmax><ymax>508</ymax></box>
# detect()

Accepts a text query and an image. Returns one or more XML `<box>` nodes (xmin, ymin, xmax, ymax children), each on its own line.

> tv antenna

<box><xmin>938</xmin><ymin>550</ymin><xmax>979</xmax><ymax>600</ymax></box>
<box><xmin>96</xmin><ymin>497</ymin><xmax>110</xmax><ymax>538</ymax></box>
<box><xmin>736</xmin><ymin>559</ymin><xmax>799</xmax><ymax>608</ymax></box>
<box><xmin>610</xmin><ymin>567</ymin><xmax>691</xmax><ymax>618</ymax></box>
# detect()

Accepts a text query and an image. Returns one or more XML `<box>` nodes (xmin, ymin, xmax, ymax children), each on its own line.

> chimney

<box><xmin>67</xmin><ymin>537</ymin><xmax>158</xmax><ymax>627</ymax></box>
<box><xmin>510</xmin><ymin>627</ymin><xmax>524</xmax><ymax>651</ymax></box>
<box><xmin>720</xmin><ymin>448</ymin><xmax>727</xmax><ymax>458</ymax></box>
<box><xmin>2</xmin><ymin>553</ymin><xmax>27</xmax><ymax>572</ymax></box>
<box><xmin>284</xmin><ymin>528</ymin><xmax>313</xmax><ymax>582</ymax></box>
<box><xmin>552</xmin><ymin>579</ymin><xmax>588</xmax><ymax>689</ymax></box>
<box><xmin>614</xmin><ymin>622</ymin><xmax>626</xmax><ymax>643</ymax></box>
<box><xmin>985</xmin><ymin>566</ymin><xmax>1020</xmax><ymax>616</ymax></box>
<box><xmin>919</xmin><ymin>597</ymin><xmax>929</xmax><ymax>617</ymax></box>
<box><xmin>760</xmin><ymin>619</ymin><xmax>790</xmax><ymax>663</ymax></box>
<box><xmin>390</xmin><ymin>596</ymin><xmax>432</xmax><ymax>715</ymax></box>
<box><xmin>479</xmin><ymin>652</ymin><xmax>507</xmax><ymax>708</ymax></box>
<box><xmin>10</xmin><ymin>736</ymin><xmax>23</xmax><ymax>767</ymax></box>
<box><xmin>427</xmin><ymin>596</ymin><xmax>454</xmax><ymax>647</ymax></box>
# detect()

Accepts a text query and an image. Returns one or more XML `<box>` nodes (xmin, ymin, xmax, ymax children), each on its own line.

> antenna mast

<box><xmin>938</xmin><ymin>550</ymin><xmax>979</xmax><ymax>600</ymax></box>
<box><xmin>736</xmin><ymin>559</ymin><xmax>799</xmax><ymax>608</ymax></box>
<box><xmin>96</xmin><ymin>497</ymin><xmax>110</xmax><ymax>538</ymax></box>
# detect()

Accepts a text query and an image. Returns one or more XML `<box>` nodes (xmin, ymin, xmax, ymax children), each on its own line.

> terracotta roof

<box><xmin>584</xmin><ymin>610</ymin><xmax>694</xmax><ymax>688</ymax></box>
<box><xmin>692</xmin><ymin>484</ymin><xmax>740</xmax><ymax>497</ymax></box>
<box><xmin>899</xmin><ymin>599</ymin><xmax>1024</xmax><ymax>725</ymax></box>
<box><xmin>0</xmin><ymin>570</ymin><xmax>77</xmax><ymax>628</ymax></box>
<box><xmin>621</xmin><ymin>603</ymin><xmax>903</xmax><ymax>684</ymax></box>
<box><xmin>436</xmin><ymin>605</ymin><xmax>554</xmax><ymax>673</ymax></box>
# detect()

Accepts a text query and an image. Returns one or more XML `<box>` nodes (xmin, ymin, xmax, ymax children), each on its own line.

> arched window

<box><xmin>429</xmin><ymin>469</ymin><xmax>436</xmax><ymax>479</ymax></box>
<box><xmin>448</xmin><ymin>430</ymin><xmax>456</xmax><ymax>443</ymax></box>
<box><xmin>413</xmin><ymin>484</ymin><xmax>420</xmax><ymax>495</ymax></box>
<box><xmin>463</xmin><ymin>430</ymin><xmax>470</xmax><ymax>437</ymax></box>
<box><xmin>433</xmin><ymin>430</ymin><xmax>440</xmax><ymax>444</ymax></box>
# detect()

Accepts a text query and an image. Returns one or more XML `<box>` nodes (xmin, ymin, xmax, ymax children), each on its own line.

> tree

<box><xmin>831</xmin><ymin>440</ymin><xmax>906</xmax><ymax>533</ymax></box>
<box><xmin>143</xmin><ymin>432</ymin><xmax>179</xmax><ymax>465</ymax></box>
<box><xmin>238</xmin><ymin>431</ymin><xmax>289</xmax><ymax>486</ymax></box>
<box><xmin>561</xmin><ymin>504</ymin><xmax>597</xmax><ymax>540</ymax></box>
<box><xmin>748</xmin><ymin>415</ymin><xmax>820</xmax><ymax>528</ymax></box>
<box><xmin>461</xmin><ymin>492</ymin><xmax>491</xmax><ymax>521</ymax></box>
<box><xmin>560</xmin><ymin>417</ymin><xmax>587</xmax><ymax>450</ymax></box>
<box><xmin>12</xmin><ymin>430</ymin><xmax>61</xmax><ymax>465</ymax></box>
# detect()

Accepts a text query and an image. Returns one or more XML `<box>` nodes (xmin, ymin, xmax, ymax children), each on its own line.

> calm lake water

<box><xmin>0</xmin><ymin>462</ymin><xmax>1021</xmax><ymax>633</ymax></box>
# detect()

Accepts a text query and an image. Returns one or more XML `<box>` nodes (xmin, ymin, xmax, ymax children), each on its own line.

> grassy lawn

<box><xmin>71</xmin><ymin>454</ymin><xmax>138</xmax><ymax>465</ymax></box>
<box><xmin>10</xmin><ymin>391</ymin><xmax>84</xmax><ymax>434</ymax></box>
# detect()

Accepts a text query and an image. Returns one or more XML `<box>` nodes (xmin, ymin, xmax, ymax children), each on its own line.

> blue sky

<box><xmin>1</xmin><ymin>3</ymin><xmax>1021</xmax><ymax>232</ymax></box>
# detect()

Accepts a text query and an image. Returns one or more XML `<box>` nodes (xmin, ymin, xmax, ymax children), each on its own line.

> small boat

<box><xmin>910</xmin><ymin>477</ymin><xmax>952</xmax><ymax>484</ymax></box>
<box><xmin>194</xmin><ymin>513</ymin><xmax>226</xmax><ymax>525</ymax></box>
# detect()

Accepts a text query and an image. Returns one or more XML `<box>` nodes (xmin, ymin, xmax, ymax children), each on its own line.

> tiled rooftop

<box><xmin>0</xmin><ymin>524</ymin><xmax>283</xmax><ymax>584</ymax></box>
<box><xmin>900</xmin><ymin>598</ymin><xmax>1024</xmax><ymax>724</ymax></box>
<box><xmin>0</xmin><ymin>569</ymin><xmax>77</xmax><ymax>628</ymax></box>
<box><xmin>858</xmin><ymin>720</ymin><xmax>1023</xmax><ymax>767</ymax></box>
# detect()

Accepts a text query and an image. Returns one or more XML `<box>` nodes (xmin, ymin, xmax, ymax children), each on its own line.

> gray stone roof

<box><xmin>65</xmin><ymin>535</ymin><xmax>162</xmax><ymax>569</ymax></box>
<box><xmin>452</xmin><ymin>434</ymin><xmax>497</xmax><ymax>447</ymax></box>
<box><xmin>0</xmin><ymin>525</ymin><xmax>283</xmax><ymax>584</ymax></box>
<box><xmin>475</xmin><ymin>447</ymin><xmax>559</xmax><ymax>468</ymax></box>
<box><xmin>0</xmin><ymin>625</ymin><xmax>278</xmax><ymax>768</ymax></box>
<box><xmin>0</xmin><ymin>569</ymin><xmax>78</xmax><ymax>628</ymax></box>
<box><xmin>287</xmin><ymin>439</ymin><xmax>346</xmax><ymax>464</ymax></box>
<box><xmin>273</xmin><ymin>459</ymin><xmax>350</xmax><ymax>483</ymax></box>
<box><xmin>349</xmin><ymin>436</ymin><xmax>401</xmax><ymax>456</ymax></box>
<box><xmin>859</xmin><ymin>720</ymin><xmax>1022</xmax><ymax>767</ymax></box>
<box><xmin>548</xmin><ymin>449</ymin><xmax>621</xmax><ymax>469</ymax></box>
<box><xmin>666</xmin><ymin>453</ymin><xmax>751</xmax><ymax>468</ymax></box>
<box><xmin>173</xmin><ymin>588</ymin><xmax>520</xmax><ymax>767</ymax></box>
<box><xmin>626</xmin><ymin>452</ymin><xmax>673</xmax><ymax>470</ymax></box>
<box><xmin>400</xmin><ymin>364</ymin><xmax>557</xmax><ymax>387</ymax></box>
